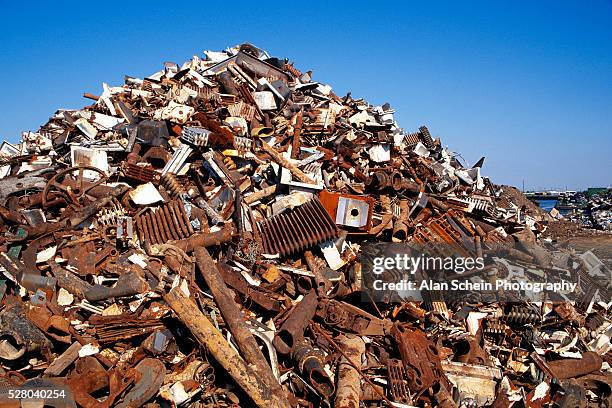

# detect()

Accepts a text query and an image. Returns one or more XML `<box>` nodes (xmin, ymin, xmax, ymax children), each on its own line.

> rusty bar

<box><xmin>273</xmin><ymin>290</ymin><xmax>319</xmax><ymax>355</ymax></box>
<box><xmin>169</xmin><ymin>224</ymin><xmax>235</xmax><ymax>253</ymax></box>
<box><xmin>163</xmin><ymin>287</ymin><xmax>288</xmax><ymax>408</ymax></box>
<box><xmin>547</xmin><ymin>352</ymin><xmax>603</xmax><ymax>380</ymax></box>
<box><xmin>334</xmin><ymin>335</ymin><xmax>365</xmax><ymax>408</ymax></box>
<box><xmin>259</xmin><ymin>140</ymin><xmax>315</xmax><ymax>184</ymax></box>
<box><xmin>193</xmin><ymin>247</ymin><xmax>287</xmax><ymax>403</ymax></box>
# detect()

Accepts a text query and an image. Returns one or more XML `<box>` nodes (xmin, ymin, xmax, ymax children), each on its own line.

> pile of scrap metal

<box><xmin>569</xmin><ymin>191</ymin><xmax>612</xmax><ymax>231</ymax></box>
<box><xmin>0</xmin><ymin>43</ymin><xmax>609</xmax><ymax>407</ymax></box>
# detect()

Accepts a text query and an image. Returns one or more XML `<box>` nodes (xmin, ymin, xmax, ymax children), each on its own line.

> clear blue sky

<box><xmin>1</xmin><ymin>1</ymin><xmax>610</xmax><ymax>191</ymax></box>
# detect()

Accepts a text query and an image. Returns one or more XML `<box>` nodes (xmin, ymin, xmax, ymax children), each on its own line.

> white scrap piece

<box><xmin>162</xmin><ymin>144</ymin><xmax>193</xmax><ymax>176</ymax></box>
<box><xmin>153</xmin><ymin>101</ymin><xmax>194</xmax><ymax>124</ymax></box>
<box><xmin>588</xmin><ymin>322</ymin><xmax>612</xmax><ymax>354</ymax></box>
<box><xmin>466</xmin><ymin>311</ymin><xmax>488</xmax><ymax>336</ymax></box>
<box><xmin>367</xmin><ymin>144</ymin><xmax>391</xmax><ymax>162</ymax></box>
<box><xmin>253</xmin><ymin>91</ymin><xmax>277</xmax><ymax>110</ymax></box>
<box><xmin>90</xmin><ymin>112</ymin><xmax>125</xmax><ymax>129</ymax></box>
<box><xmin>78</xmin><ymin>343</ymin><xmax>100</xmax><ymax>357</ymax></box>
<box><xmin>240</xmin><ymin>270</ymin><xmax>261</xmax><ymax>287</ymax></box>
<box><xmin>316</xmin><ymin>83</ymin><xmax>332</xmax><ymax>96</ymax></box>
<box><xmin>531</xmin><ymin>381</ymin><xmax>550</xmax><ymax>401</ymax></box>
<box><xmin>129</xmin><ymin>183</ymin><xmax>164</xmax><ymax>205</ymax></box>
<box><xmin>413</xmin><ymin>142</ymin><xmax>430</xmax><ymax>157</ymax></box>
<box><xmin>97</xmin><ymin>83</ymin><xmax>118</xmax><ymax>115</ymax></box>
<box><xmin>319</xmin><ymin>240</ymin><xmax>346</xmax><ymax>270</ymax></box>
<box><xmin>57</xmin><ymin>288</ymin><xmax>74</xmax><ymax>306</ymax></box>
<box><xmin>0</xmin><ymin>141</ymin><xmax>19</xmax><ymax>157</ymax></box>
<box><xmin>160</xmin><ymin>382</ymin><xmax>194</xmax><ymax>405</ymax></box>
<box><xmin>0</xmin><ymin>165</ymin><xmax>11</xmax><ymax>178</ymax></box>
<box><xmin>204</xmin><ymin>50</ymin><xmax>232</xmax><ymax>62</ymax></box>
<box><xmin>128</xmin><ymin>253</ymin><xmax>148</xmax><ymax>268</ymax></box>
<box><xmin>70</xmin><ymin>145</ymin><xmax>109</xmax><ymax>177</ymax></box>
<box><xmin>36</xmin><ymin>246</ymin><xmax>57</xmax><ymax>264</ymax></box>
<box><xmin>74</xmin><ymin>117</ymin><xmax>98</xmax><ymax>139</ymax></box>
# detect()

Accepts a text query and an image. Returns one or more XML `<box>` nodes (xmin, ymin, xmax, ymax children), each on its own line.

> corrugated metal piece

<box><xmin>257</xmin><ymin>197</ymin><xmax>338</xmax><ymax>257</ymax></box>
<box><xmin>161</xmin><ymin>145</ymin><xmax>192</xmax><ymax>175</ymax></box>
<box><xmin>135</xmin><ymin>200</ymin><xmax>194</xmax><ymax>245</ymax></box>
<box><xmin>121</xmin><ymin>162</ymin><xmax>160</xmax><ymax>184</ymax></box>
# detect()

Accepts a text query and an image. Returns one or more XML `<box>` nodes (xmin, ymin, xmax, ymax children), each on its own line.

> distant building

<box><xmin>586</xmin><ymin>187</ymin><xmax>610</xmax><ymax>197</ymax></box>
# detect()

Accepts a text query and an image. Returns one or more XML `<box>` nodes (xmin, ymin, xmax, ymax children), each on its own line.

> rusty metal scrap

<box><xmin>135</xmin><ymin>200</ymin><xmax>194</xmax><ymax>245</ymax></box>
<box><xmin>273</xmin><ymin>290</ymin><xmax>319</xmax><ymax>355</ymax></box>
<box><xmin>387</xmin><ymin>358</ymin><xmax>412</xmax><ymax>404</ymax></box>
<box><xmin>0</xmin><ymin>42</ymin><xmax>608</xmax><ymax>408</ymax></box>
<box><xmin>258</xmin><ymin>196</ymin><xmax>338</xmax><ymax>257</ymax></box>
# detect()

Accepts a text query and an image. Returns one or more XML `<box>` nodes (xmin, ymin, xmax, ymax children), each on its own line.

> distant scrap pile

<box><xmin>0</xmin><ymin>43</ymin><xmax>609</xmax><ymax>407</ymax></box>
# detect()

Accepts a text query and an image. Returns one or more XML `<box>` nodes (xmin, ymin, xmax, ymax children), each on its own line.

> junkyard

<box><xmin>0</xmin><ymin>43</ymin><xmax>610</xmax><ymax>407</ymax></box>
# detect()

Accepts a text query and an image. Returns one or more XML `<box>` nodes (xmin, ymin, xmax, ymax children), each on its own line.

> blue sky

<box><xmin>1</xmin><ymin>1</ymin><xmax>610</xmax><ymax>190</ymax></box>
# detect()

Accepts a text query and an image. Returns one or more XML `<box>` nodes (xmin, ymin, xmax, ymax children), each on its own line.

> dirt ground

<box><xmin>542</xmin><ymin>220</ymin><xmax>612</xmax><ymax>269</ymax></box>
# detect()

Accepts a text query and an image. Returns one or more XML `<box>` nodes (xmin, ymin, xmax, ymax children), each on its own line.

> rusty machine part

<box><xmin>257</xmin><ymin>197</ymin><xmax>338</xmax><ymax>257</ymax></box>
<box><xmin>160</xmin><ymin>172</ymin><xmax>186</xmax><ymax>197</ymax></box>
<box><xmin>291</xmin><ymin>338</ymin><xmax>335</xmax><ymax>398</ymax></box>
<box><xmin>42</xmin><ymin>165</ymin><xmax>109</xmax><ymax>208</ymax></box>
<box><xmin>316</xmin><ymin>299</ymin><xmax>391</xmax><ymax>336</ymax></box>
<box><xmin>387</xmin><ymin>358</ymin><xmax>412</xmax><ymax>404</ymax></box>
<box><xmin>0</xmin><ymin>302</ymin><xmax>52</xmax><ymax>361</ymax></box>
<box><xmin>135</xmin><ymin>200</ymin><xmax>194</xmax><ymax>245</ymax></box>
<box><xmin>273</xmin><ymin>290</ymin><xmax>319</xmax><ymax>355</ymax></box>
<box><xmin>121</xmin><ymin>162</ymin><xmax>161</xmax><ymax>184</ymax></box>
<box><xmin>391</xmin><ymin>323</ymin><xmax>453</xmax><ymax>400</ymax></box>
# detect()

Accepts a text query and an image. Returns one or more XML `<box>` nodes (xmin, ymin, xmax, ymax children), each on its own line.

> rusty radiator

<box><xmin>121</xmin><ymin>162</ymin><xmax>160</xmax><ymax>184</ymax></box>
<box><xmin>257</xmin><ymin>197</ymin><xmax>338</xmax><ymax>257</ymax></box>
<box><xmin>412</xmin><ymin>211</ymin><xmax>475</xmax><ymax>256</ymax></box>
<box><xmin>135</xmin><ymin>200</ymin><xmax>194</xmax><ymax>245</ymax></box>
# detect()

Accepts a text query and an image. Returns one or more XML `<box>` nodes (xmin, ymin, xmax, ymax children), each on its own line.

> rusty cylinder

<box><xmin>334</xmin><ymin>335</ymin><xmax>365</xmax><ymax>408</ymax></box>
<box><xmin>392</xmin><ymin>199</ymin><xmax>410</xmax><ymax>242</ymax></box>
<box><xmin>292</xmin><ymin>338</ymin><xmax>335</xmax><ymax>398</ymax></box>
<box><xmin>547</xmin><ymin>352</ymin><xmax>603</xmax><ymax>380</ymax></box>
<box><xmin>273</xmin><ymin>290</ymin><xmax>319</xmax><ymax>355</ymax></box>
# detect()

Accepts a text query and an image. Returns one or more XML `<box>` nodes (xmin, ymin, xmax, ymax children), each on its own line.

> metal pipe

<box><xmin>273</xmin><ymin>290</ymin><xmax>319</xmax><ymax>355</ymax></box>
<box><xmin>193</xmin><ymin>247</ymin><xmax>288</xmax><ymax>404</ymax></box>
<box><xmin>548</xmin><ymin>352</ymin><xmax>602</xmax><ymax>380</ymax></box>
<box><xmin>170</xmin><ymin>224</ymin><xmax>235</xmax><ymax>253</ymax></box>
<box><xmin>163</xmin><ymin>287</ymin><xmax>288</xmax><ymax>408</ymax></box>
<box><xmin>292</xmin><ymin>338</ymin><xmax>335</xmax><ymax>398</ymax></box>
<box><xmin>392</xmin><ymin>199</ymin><xmax>410</xmax><ymax>242</ymax></box>
<box><xmin>334</xmin><ymin>335</ymin><xmax>365</xmax><ymax>408</ymax></box>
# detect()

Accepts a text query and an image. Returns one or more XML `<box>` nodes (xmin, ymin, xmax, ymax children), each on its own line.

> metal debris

<box><xmin>0</xmin><ymin>42</ymin><xmax>609</xmax><ymax>407</ymax></box>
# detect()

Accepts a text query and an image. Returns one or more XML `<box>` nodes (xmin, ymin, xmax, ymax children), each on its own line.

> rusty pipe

<box><xmin>334</xmin><ymin>335</ymin><xmax>365</xmax><ymax>408</ymax></box>
<box><xmin>392</xmin><ymin>199</ymin><xmax>410</xmax><ymax>242</ymax></box>
<box><xmin>170</xmin><ymin>224</ymin><xmax>235</xmax><ymax>253</ymax></box>
<box><xmin>194</xmin><ymin>196</ymin><xmax>224</xmax><ymax>225</ymax></box>
<box><xmin>273</xmin><ymin>290</ymin><xmax>319</xmax><ymax>355</ymax></box>
<box><xmin>296</xmin><ymin>275</ymin><xmax>315</xmax><ymax>294</ymax></box>
<box><xmin>49</xmin><ymin>261</ymin><xmax>93</xmax><ymax>299</ymax></box>
<box><xmin>194</xmin><ymin>247</ymin><xmax>287</xmax><ymax>402</ymax></box>
<box><xmin>303</xmin><ymin>250</ymin><xmax>331</xmax><ymax>295</ymax></box>
<box><xmin>163</xmin><ymin>287</ymin><xmax>289</xmax><ymax>408</ymax></box>
<box><xmin>547</xmin><ymin>352</ymin><xmax>603</xmax><ymax>380</ymax></box>
<box><xmin>85</xmin><ymin>271</ymin><xmax>149</xmax><ymax>302</ymax></box>
<box><xmin>244</xmin><ymin>184</ymin><xmax>278</xmax><ymax>205</ymax></box>
<box><xmin>292</xmin><ymin>338</ymin><xmax>335</xmax><ymax>398</ymax></box>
